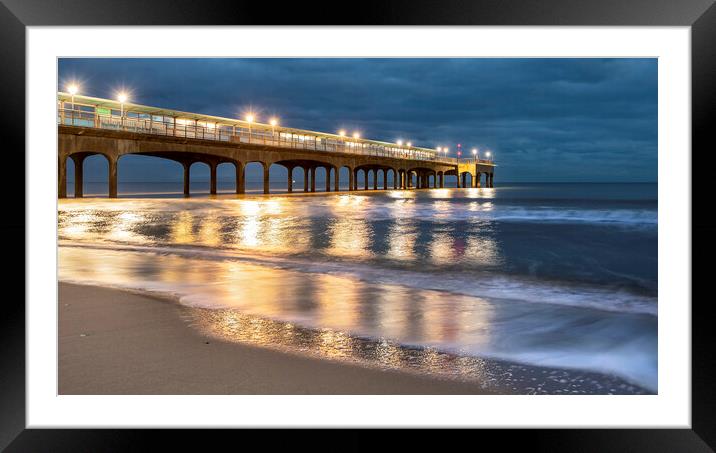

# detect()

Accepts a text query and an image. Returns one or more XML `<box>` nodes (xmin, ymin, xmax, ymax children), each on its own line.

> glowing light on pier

<box><xmin>67</xmin><ymin>83</ymin><xmax>80</xmax><ymax>107</ymax></box>
<box><xmin>338</xmin><ymin>129</ymin><xmax>346</xmax><ymax>137</ymax></box>
<box><xmin>117</xmin><ymin>91</ymin><xmax>129</xmax><ymax>116</ymax></box>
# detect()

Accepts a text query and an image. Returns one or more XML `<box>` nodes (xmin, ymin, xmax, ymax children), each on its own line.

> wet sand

<box><xmin>59</xmin><ymin>282</ymin><xmax>493</xmax><ymax>394</ymax></box>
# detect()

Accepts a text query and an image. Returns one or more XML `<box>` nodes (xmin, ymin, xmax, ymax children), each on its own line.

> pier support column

<box><xmin>209</xmin><ymin>163</ymin><xmax>217</xmax><ymax>195</ymax></box>
<box><xmin>73</xmin><ymin>154</ymin><xmax>85</xmax><ymax>198</ymax></box>
<box><xmin>183</xmin><ymin>162</ymin><xmax>191</xmax><ymax>196</ymax></box>
<box><xmin>364</xmin><ymin>170</ymin><xmax>369</xmax><ymax>190</ymax></box>
<box><xmin>287</xmin><ymin>166</ymin><xmax>293</xmax><ymax>193</ymax></box>
<box><xmin>310</xmin><ymin>167</ymin><xmax>316</xmax><ymax>192</ymax></box>
<box><xmin>335</xmin><ymin>168</ymin><xmax>340</xmax><ymax>192</ymax></box>
<box><xmin>373</xmin><ymin>169</ymin><xmax>378</xmax><ymax>190</ymax></box>
<box><xmin>263</xmin><ymin>164</ymin><xmax>270</xmax><ymax>194</ymax></box>
<box><xmin>383</xmin><ymin>170</ymin><xmax>389</xmax><ymax>190</ymax></box>
<box><xmin>348</xmin><ymin>168</ymin><xmax>354</xmax><ymax>191</ymax></box>
<box><xmin>304</xmin><ymin>167</ymin><xmax>309</xmax><ymax>192</ymax></box>
<box><xmin>476</xmin><ymin>172</ymin><xmax>481</xmax><ymax>188</ymax></box>
<box><xmin>489</xmin><ymin>173</ymin><xmax>494</xmax><ymax>188</ymax></box>
<box><xmin>58</xmin><ymin>155</ymin><xmax>67</xmax><ymax>198</ymax></box>
<box><xmin>236</xmin><ymin>163</ymin><xmax>245</xmax><ymax>194</ymax></box>
<box><xmin>439</xmin><ymin>172</ymin><xmax>444</xmax><ymax>188</ymax></box>
<box><xmin>108</xmin><ymin>156</ymin><xmax>118</xmax><ymax>199</ymax></box>
<box><xmin>393</xmin><ymin>170</ymin><xmax>397</xmax><ymax>190</ymax></box>
<box><xmin>326</xmin><ymin>167</ymin><xmax>331</xmax><ymax>192</ymax></box>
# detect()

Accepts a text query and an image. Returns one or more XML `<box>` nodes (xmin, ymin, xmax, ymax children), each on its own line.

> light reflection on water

<box><xmin>57</xmin><ymin>194</ymin><xmax>504</xmax><ymax>269</ymax></box>
<box><xmin>57</xmin><ymin>188</ymin><xmax>658</xmax><ymax>394</ymax></box>
<box><xmin>59</xmin><ymin>244</ymin><xmax>651</xmax><ymax>394</ymax></box>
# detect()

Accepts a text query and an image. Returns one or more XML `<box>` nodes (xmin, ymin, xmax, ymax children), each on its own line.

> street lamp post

<box><xmin>66</xmin><ymin>83</ymin><xmax>79</xmax><ymax>125</ymax></box>
<box><xmin>68</xmin><ymin>84</ymin><xmax>78</xmax><ymax>108</ymax></box>
<box><xmin>117</xmin><ymin>92</ymin><xmax>128</xmax><ymax>128</ymax></box>
<box><xmin>246</xmin><ymin>114</ymin><xmax>254</xmax><ymax>143</ymax></box>
<box><xmin>472</xmin><ymin>148</ymin><xmax>478</xmax><ymax>162</ymax></box>
<box><xmin>270</xmin><ymin>117</ymin><xmax>278</xmax><ymax>139</ymax></box>
<box><xmin>339</xmin><ymin>130</ymin><xmax>346</xmax><ymax>150</ymax></box>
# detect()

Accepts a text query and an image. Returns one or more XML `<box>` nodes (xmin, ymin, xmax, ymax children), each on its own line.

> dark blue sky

<box><xmin>59</xmin><ymin>58</ymin><xmax>657</xmax><ymax>183</ymax></box>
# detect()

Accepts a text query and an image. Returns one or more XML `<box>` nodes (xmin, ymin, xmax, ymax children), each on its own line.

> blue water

<box><xmin>58</xmin><ymin>182</ymin><xmax>658</xmax><ymax>393</ymax></box>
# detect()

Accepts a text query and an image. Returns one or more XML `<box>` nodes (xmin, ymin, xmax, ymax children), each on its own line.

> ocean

<box><xmin>58</xmin><ymin>182</ymin><xmax>658</xmax><ymax>394</ymax></box>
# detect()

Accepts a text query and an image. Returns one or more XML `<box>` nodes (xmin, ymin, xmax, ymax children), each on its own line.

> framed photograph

<box><xmin>5</xmin><ymin>0</ymin><xmax>715</xmax><ymax>449</ymax></box>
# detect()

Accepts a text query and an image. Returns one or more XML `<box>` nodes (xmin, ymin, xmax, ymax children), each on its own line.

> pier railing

<box><xmin>458</xmin><ymin>157</ymin><xmax>495</xmax><ymax>165</ymax></box>
<box><xmin>58</xmin><ymin>100</ymin><xmax>462</xmax><ymax>165</ymax></box>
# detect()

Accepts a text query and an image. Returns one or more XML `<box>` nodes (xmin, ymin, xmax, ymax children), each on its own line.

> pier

<box><xmin>57</xmin><ymin>92</ymin><xmax>496</xmax><ymax>197</ymax></box>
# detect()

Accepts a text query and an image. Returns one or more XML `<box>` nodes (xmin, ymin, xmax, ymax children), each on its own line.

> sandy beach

<box><xmin>59</xmin><ymin>282</ymin><xmax>493</xmax><ymax>395</ymax></box>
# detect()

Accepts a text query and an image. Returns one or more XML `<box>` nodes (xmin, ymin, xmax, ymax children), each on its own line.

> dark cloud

<box><xmin>59</xmin><ymin>58</ymin><xmax>657</xmax><ymax>182</ymax></box>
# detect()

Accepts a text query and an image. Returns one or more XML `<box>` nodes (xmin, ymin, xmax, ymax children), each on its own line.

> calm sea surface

<box><xmin>58</xmin><ymin>183</ymin><xmax>658</xmax><ymax>393</ymax></box>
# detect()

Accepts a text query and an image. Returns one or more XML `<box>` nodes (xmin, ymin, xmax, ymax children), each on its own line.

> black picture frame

<box><xmin>2</xmin><ymin>0</ymin><xmax>714</xmax><ymax>450</ymax></box>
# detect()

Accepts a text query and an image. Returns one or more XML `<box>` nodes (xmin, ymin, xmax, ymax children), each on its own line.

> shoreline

<box><xmin>59</xmin><ymin>281</ymin><xmax>651</xmax><ymax>395</ymax></box>
<box><xmin>59</xmin><ymin>282</ymin><xmax>497</xmax><ymax>394</ymax></box>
